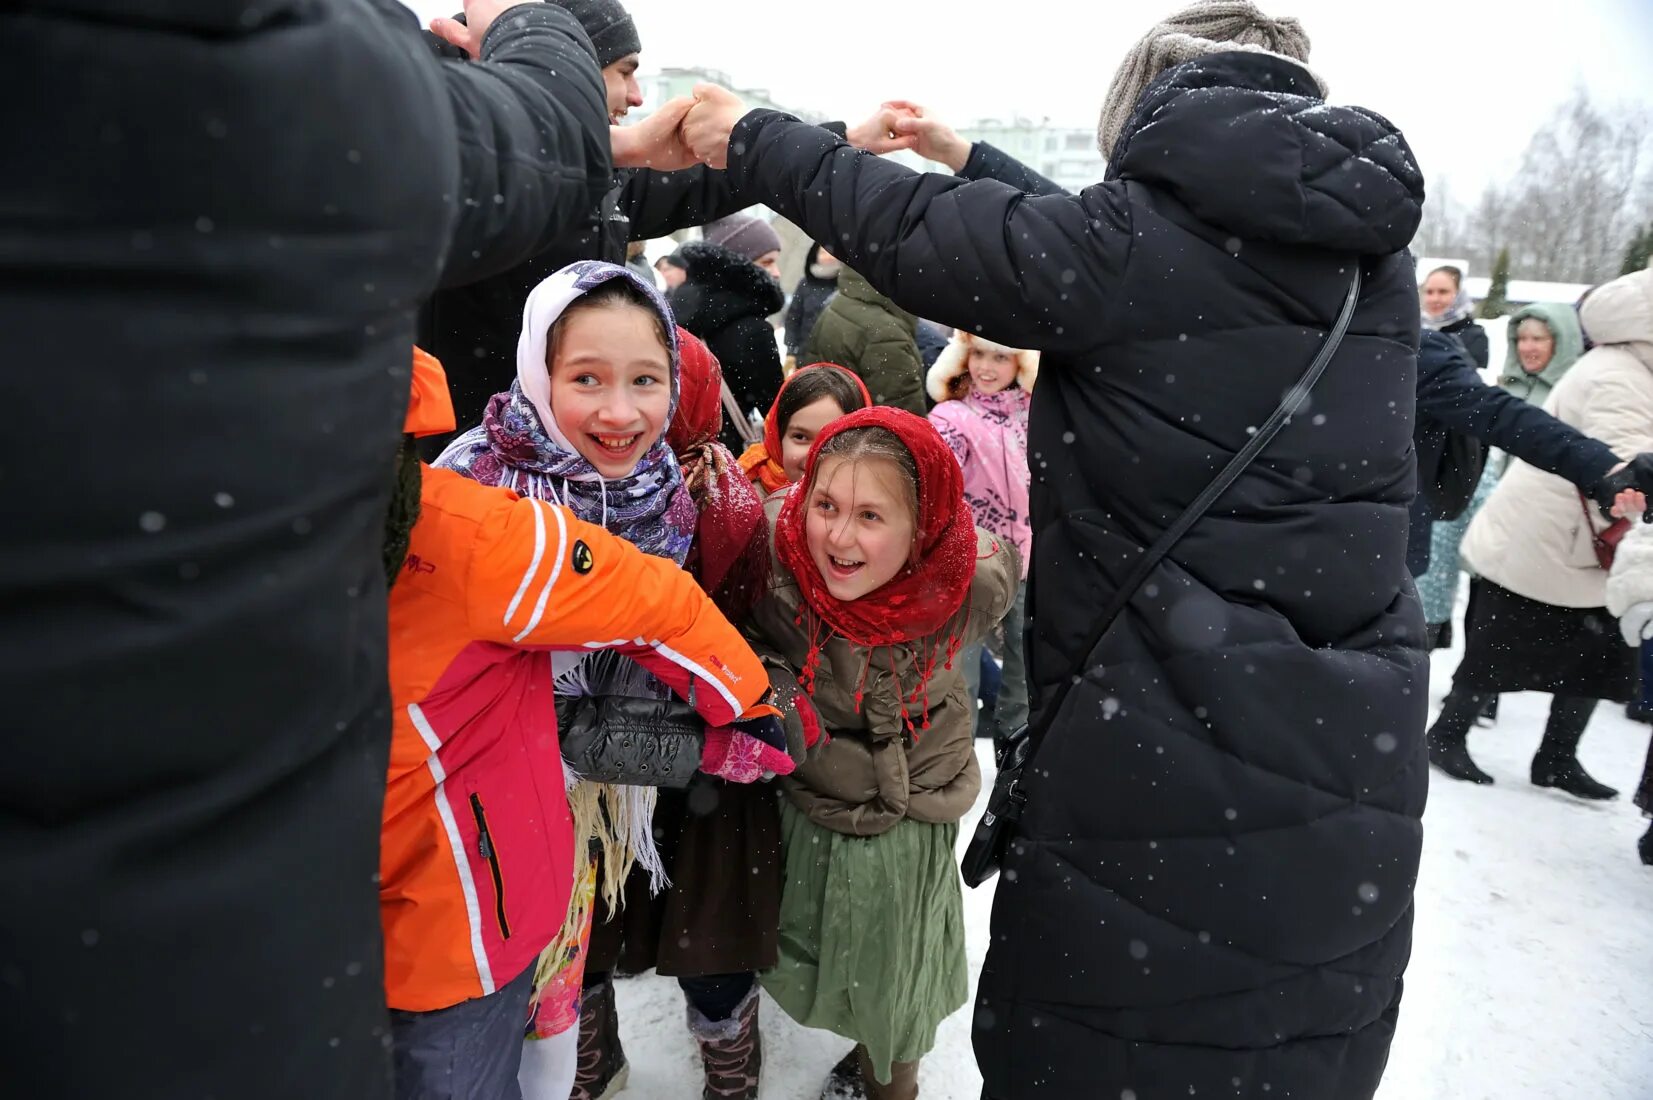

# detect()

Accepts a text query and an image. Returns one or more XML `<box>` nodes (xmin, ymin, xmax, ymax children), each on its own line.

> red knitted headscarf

<box><xmin>669</xmin><ymin>328</ymin><xmax>770</xmax><ymax>621</ymax></box>
<box><xmin>739</xmin><ymin>363</ymin><xmax>872</xmax><ymax>496</ymax></box>
<box><xmin>775</xmin><ymin>407</ymin><xmax>981</xmax><ymax>729</ymax></box>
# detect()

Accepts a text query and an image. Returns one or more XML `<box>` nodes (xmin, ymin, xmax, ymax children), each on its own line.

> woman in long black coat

<box><xmin>683</xmin><ymin>29</ymin><xmax>1429</xmax><ymax>1100</ymax></box>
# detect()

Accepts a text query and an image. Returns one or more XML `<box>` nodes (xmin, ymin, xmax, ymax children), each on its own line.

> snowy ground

<box><xmin>611</xmin><ymin>616</ymin><xmax>1652</xmax><ymax>1098</ymax></box>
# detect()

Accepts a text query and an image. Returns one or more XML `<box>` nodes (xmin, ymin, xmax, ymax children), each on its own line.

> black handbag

<box><xmin>961</xmin><ymin>268</ymin><xmax>1364</xmax><ymax>888</ymax></box>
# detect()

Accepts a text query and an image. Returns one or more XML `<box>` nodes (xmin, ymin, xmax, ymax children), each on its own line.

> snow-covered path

<box><xmin>612</xmin><ymin>643</ymin><xmax>1653</xmax><ymax>1099</ymax></box>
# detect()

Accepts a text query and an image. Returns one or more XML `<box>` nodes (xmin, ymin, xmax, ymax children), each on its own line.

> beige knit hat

<box><xmin>1097</xmin><ymin>0</ymin><xmax>1323</xmax><ymax>159</ymax></box>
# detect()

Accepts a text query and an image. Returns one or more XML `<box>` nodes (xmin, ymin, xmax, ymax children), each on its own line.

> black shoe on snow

<box><xmin>1475</xmin><ymin>696</ymin><xmax>1499</xmax><ymax>728</ymax></box>
<box><xmin>1640</xmin><ymin>822</ymin><xmax>1653</xmax><ymax>866</ymax></box>
<box><xmin>1427</xmin><ymin>731</ymin><xmax>1495</xmax><ymax>785</ymax></box>
<box><xmin>1530</xmin><ymin>755</ymin><xmax>1618</xmax><ymax>801</ymax></box>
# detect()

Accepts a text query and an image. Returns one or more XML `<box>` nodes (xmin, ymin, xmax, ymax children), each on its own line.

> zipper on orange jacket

<box><xmin>468</xmin><ymin>793</ymin><xmax>511</xmax><ymax>941</ymax></box>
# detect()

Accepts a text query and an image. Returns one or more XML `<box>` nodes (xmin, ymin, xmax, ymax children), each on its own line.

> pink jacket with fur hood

<box><xmin>926</xmin><ymin>332</ymin><xmax>1038</xmax><ymax>578</ymax></box>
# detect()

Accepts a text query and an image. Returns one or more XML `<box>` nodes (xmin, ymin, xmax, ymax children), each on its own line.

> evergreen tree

<box><xmin>1479</xmin><ymin>247</ymin><xmax>1512</xmax><ymax>319</ymax></box>
<box><xmin>1621</xmin><ymin>223</ymin><xmax>1653</xmax><ymax>276</ymax></box>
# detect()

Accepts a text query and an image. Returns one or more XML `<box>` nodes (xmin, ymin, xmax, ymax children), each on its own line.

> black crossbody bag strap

<box><xmin>1034</xmin><ymin>267</ymin><xmax>1362</xmax><ymax>745</ymax></box>
<box><xmin>961</xmin><ymin>266</ymin><xmax>1362</xmax><ymax>887</ymax></box>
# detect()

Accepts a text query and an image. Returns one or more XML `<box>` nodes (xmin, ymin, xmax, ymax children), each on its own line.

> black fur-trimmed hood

<box><xmin>669</xmin><ymin>240</ymin><xmax>785</xmax><ymax>333</ymax></box>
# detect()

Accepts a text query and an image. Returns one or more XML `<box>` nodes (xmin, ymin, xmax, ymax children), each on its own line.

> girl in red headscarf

<box><xmin>745</xmin><ymin>407</ymin><xmax>1018</xmax><ymax>1099</ymax></box>
<box><xmin>737</xmin><ymin>362</ymin><xmax>871</xmax><ymax>496</ymax></box>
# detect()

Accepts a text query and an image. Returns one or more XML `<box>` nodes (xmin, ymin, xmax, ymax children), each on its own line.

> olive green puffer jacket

<box><xmin>745</xmin><ymin>496</ymin><xmax>1018</xmax><ymax>835</ymax></box>
<box><xmin>802</xmin><ymin>265</ymin><xmax>927</xmax><ymax>413</ymax></box>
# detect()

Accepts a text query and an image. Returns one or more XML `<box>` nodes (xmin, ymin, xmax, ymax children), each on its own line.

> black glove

<box><xmin>1587</xmin><ymin>453</ymin><xmax>1653</xmax><ymax>521</ymax></box>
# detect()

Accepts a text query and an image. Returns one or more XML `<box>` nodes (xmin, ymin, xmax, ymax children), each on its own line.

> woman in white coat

<box><xmin>1428</xmin><ymin>267</ymin><xmax>1653</xmax><ymax>798</ymax></box>
<box><xmin>1606</xmin><ymin>514</ymin><xmax>1653</xmax><ymax>863</ymax></box>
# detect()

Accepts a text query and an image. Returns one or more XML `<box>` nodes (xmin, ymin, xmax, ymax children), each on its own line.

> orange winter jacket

<box><xmin>384</xmin><ymin>360</ymin><xmax>774</xmax><ymax>1012</ymax></box>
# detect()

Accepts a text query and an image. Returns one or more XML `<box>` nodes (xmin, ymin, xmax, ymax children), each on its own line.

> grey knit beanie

<box><xmin>548</xmin><ymin>0</ymin><xmax>641</xmax><ymax>67</ymax></box>
<box><xmin>703</xmin><ymin>215</ymin><xmax>784</xmax><ymax>264</ymax></box>
<box><xmin>1097</xmin><ymin>0</ymin><xmax>1323</xmax><ymax>159</ymax></box>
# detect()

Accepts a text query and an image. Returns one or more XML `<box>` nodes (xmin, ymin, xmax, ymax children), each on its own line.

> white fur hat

<box><xmin>926</xmin><ymin>331</ymin><xmax>1040</xmax><ymax>403</ymax></box>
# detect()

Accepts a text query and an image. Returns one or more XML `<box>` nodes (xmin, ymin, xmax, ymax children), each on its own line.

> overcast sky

<box><xmin>407</xmin><ymin>0</ymin><xmax>1653</xmax><ymax>199</ymax></box>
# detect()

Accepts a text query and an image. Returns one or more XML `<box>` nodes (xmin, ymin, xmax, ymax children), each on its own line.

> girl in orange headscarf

<box><xmin>737</xmin><ymin>362</ymin><xmax>871</xmax><ymax>495</ymax></box>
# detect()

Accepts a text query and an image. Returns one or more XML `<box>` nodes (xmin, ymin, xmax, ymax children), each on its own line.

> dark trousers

<box><xmin>583</xmin><ymin>967</ymin><xmax>753</xmax><ymax>1022</ymax></box>
<box><xmin>1433</xmin><ymin>686</ymin><xmax>1597</xmax><ymax>759</ymax></box>
<box><xmin>390</xmin><ymin>965</ymin><xmax>535</xmax><ymax>1100</ymax></box>
<box><xmin>678</xmin><ymin>972</ymin><xmax>755</xmax><ymax>1021</ymax></box>
<box><xmin>1640</xmin><ymin>641</ymin><xmax>1653</xmax><ymax>707</ymax></box>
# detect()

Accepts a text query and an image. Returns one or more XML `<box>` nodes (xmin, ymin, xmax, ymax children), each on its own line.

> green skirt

<box><xmin>762</xmin><ymin>797</ymin><xmax>968</xmax><ymax>1084</ymax></box>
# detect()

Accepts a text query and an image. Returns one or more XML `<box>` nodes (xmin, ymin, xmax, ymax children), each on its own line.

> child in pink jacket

<box><xmin>927</xmin><ymin>331</ymin><xmax>1037</xmax><ymax>738</ymax></box>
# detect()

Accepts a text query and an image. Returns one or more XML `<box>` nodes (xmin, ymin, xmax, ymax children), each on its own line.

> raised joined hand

<box><xmin>882</xmin><ymin>101</ymin><xmax>972</xmax><ymax>171</ymax></box>
<box><xmin>612</xmin><ymin>96</ymin><xmax>698</xmax><ymax>171</ymax></box>
<box><xmin>681</xmin><ymin>83</ymin><xmax>748</xmax><ymax>170</ymax></box>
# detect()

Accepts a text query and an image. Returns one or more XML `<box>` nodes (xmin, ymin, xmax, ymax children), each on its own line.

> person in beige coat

<box><xmin>1429</xmin><ymin>267</ymin><xmax>1653</xmax><ymax>798</ymax></box>
<box><xmin>1605</xmin><ymin>514</ymin><xmax>1653</xmax><ymax>863</ymax></box>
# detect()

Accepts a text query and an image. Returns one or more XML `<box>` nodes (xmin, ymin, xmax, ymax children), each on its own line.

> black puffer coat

<box><xmin>669</xmin><ymin>240</ymin><xmax>786</xmax><ymax>440</ymax></box>
<box><xmin>0</xmin><ymin>3</ymin><xmax>609</xmax><ymax>1098</ymax></box>
<box><xmin>722</xmin><ymin>52</ymin><xmax>1429</xmax><ymax>1099</ymax></box>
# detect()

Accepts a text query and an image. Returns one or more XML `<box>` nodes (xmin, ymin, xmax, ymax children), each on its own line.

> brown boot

<box><xmin>855</xmin><ymin>1045</ymin><xmax>919</xmax><ymax>1100</ymax></box>
<box><xmin>686</xmin><ymin>983</ymin><xmax>761</xmax><ymax>1099</ymax></box>
<box><xmin>570</xmin><ymin>980</ymin><xmax>629</xmax><ymax>1100</ymax></box>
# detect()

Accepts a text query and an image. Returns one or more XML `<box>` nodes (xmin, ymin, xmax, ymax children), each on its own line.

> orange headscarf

<box><xmin>737</xmin><ymin>363</ymin><xmax>872</xmax><ymax>495</ymax></box>
<box><xmin>407</xmin><ymin>347</ymin><xmax>456</xmax><ymax>438</ymax></box>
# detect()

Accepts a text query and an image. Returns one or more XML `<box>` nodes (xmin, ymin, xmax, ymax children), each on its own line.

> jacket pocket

<box><xmin>468</xmin><ymin>793</ymin><xmax>511</xmax><ymax>941</ymax></box>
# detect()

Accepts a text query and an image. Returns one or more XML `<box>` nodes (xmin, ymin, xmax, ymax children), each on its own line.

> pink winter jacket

<box><xmin>930</xmin><ymin>390</ymin><xmax>1031</xmax><ymax>578</ymax></box>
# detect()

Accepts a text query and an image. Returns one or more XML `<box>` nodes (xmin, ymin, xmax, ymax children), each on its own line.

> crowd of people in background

<box><xmin>7</xmin><ymin>1</ymin><xmax>1653</xmax><ymax>1100</ymax></box>
<box><xmin>1418</xmin><ymin>265</ymin><xmax>1653</xmax><ymax>848</ymax></box>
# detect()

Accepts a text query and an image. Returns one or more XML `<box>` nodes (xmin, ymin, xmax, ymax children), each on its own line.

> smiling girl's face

<box><xmin>966</xmin><ymin>345</ymin><xmax>1018</xmax><ymax>395</ymax></box>
<box><xmin>804</xmin><ymin>454</ymin><xmax>917</xmax><ymax>601</ymax></box>
<box><xmin>547</xmin><ymin>303</ymin><xmax>672</xmax><ymax>478</ymax></box>
<box><xmin>781</xmin><ymin>396</ymin><xmax>848</xmax><ymax>484</ymax></box>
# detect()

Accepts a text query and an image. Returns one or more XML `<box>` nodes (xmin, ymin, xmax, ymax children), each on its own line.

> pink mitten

<box><xmin>701</xmin><ymin>718</ymin><xmax>796</xmax><ymax>783</ymax></box>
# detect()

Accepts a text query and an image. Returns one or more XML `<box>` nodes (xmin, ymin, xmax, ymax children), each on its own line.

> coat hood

<box><xmin>925</xmin><ymin>330</ymin><xmax>1039</xmax><ymax>403</ymax></box>
<box><xmin>1500</xmin><ymin>301</ymin><xmax>1586</xmax><ymax>391</ymax></box>
<box><xmin>1580</xmin><ymin>267</ymin><xmax>1653</xmax><ymax>364</ymax></box>
<box><xmin>672</xmin><ymin>240</ymin><xmax>785</xmax><ymax>323</ymax></box>
<box><xmin>1111</xmin><ymin>51</ymin><xmax>1424</xmax><ymax>255</ymax></box>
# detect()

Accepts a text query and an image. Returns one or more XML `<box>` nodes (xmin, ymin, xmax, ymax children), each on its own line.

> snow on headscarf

<box><xmin>435</xmin><ymin>261</ymin><xmax>697</xmax><ymax>566</ymax></box>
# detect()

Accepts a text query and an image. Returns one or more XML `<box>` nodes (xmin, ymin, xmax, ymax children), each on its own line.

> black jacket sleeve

<box><xmin>616</xmin><ymin>117</ymin><xmax>856</xmax><ymax>243</ymax></box>
<box><xmin>1416</xmin><ymin>333</ymin><xmax>1618</xmax><ymax>490</ymax></box>
<box><xmin>959</xmin><ymin>141</ymin><xmax>1070</xmax><ymax>198</ymax></box>
<box><xmin>557</xmin><ymin>696</ymin><xmax>704</xmax><ymax>788</ymax></box>
<box><xmin>724</xmin><ymin>110</ymin><xmax>1132</xmax><ymax>353</ymax></box>
<box><xmin>615</xmin><ymin>166</ymin><xmax>750</xmax><ymax>243</ymax></box>
<box><xmin>433</xmin><ymin>4</ymin><xmax>612</xmax><ymax>287</ymax></box>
